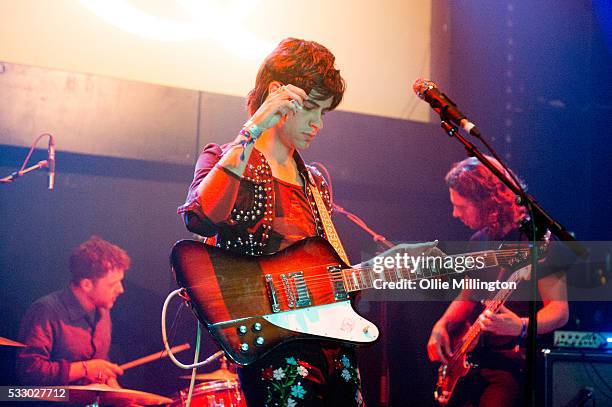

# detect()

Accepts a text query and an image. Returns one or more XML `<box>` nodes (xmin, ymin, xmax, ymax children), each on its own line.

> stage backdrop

<box><xmin>0</xmin><ymin>0</ymin><xmax>442</xmax><ymax>122</ymax></box>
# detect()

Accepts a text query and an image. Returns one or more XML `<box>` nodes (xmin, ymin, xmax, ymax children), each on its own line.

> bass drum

<box><xmin>171</xmin><ymin>380</ymin><xmax>246</xmax><ymax>407</ymax></box>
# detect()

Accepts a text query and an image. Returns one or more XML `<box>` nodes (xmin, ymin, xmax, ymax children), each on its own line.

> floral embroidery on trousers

<box><xmin>334</xmin><ymin>353</ymin><xmax>364</xmax><ymax>406</ymax></box>
<box><xmin>261</xmin><ymin>357</ymin><xmax>311</xmax><ymax>407</ymax></box>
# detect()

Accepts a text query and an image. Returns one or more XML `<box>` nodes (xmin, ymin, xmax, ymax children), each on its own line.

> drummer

<box><xmin>16</xmin><ymin>236</ymin><xmax>127</xmax><ymax>387</ymax></box>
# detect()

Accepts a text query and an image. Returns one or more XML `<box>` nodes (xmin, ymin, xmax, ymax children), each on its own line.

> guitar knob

<box><xmin>237</xmin><ymin>325</ymin><xmax>248</xmax><ymax>335</ymax></box>
<box><xmin>252</xmin><ymin>322</ymin><xmax>262</xmax><ymax>332</ymax></box>
<box><xmin>255</xmin><ymin>336</ymin><xmax>265</xmax><ymax>346</ymax></box>
<box><xmin>240</xmin><ymin>343</ymin><xmax>249</xmax><ymax>353</ymax></box>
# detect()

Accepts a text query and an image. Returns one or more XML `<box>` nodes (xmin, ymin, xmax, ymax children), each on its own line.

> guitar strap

<box><xmin>307</xmin><ymin>170</ymin><xmax>351</xmax><ymax>265</ymax></box>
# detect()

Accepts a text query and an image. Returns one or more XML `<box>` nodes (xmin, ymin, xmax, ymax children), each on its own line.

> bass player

<box><xmin>427</xmin><ymin>156</ymin><xmax>569</xmax><ymax>407</ymax></box>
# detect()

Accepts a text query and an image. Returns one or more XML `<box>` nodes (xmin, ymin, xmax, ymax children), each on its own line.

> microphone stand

<box><xmin>1</xmin><ymin>133</ymin><xmax>55</xmax><ymax>188</ymax></box>
<box><xmin>438</xmin><ymin>121</ymin><xmax>586</xmax><ymax>257</ymax></box>
<box><xmin>437</xmin><ymin>119</ymin><xmax>587</xmax><ymax>407</ymax></box>
<box><xmin>332</xmin><ymin>203</ymin><xmax>394</xmax><ymax>251</ymax></box>
<box><xmin>0</xmin><ymin>160</ymin><xmax>49</xmax><ymax>184</ymax></box>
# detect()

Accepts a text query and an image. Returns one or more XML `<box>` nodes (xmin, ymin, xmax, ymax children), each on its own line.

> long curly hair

<box><xmin>445</xmin><ymin>156</ymin><xmax>526</xmax><ymax>238</ymax></box>
<box><xmin>70</xmin><ymin>235</ymin><xmax>130</xmax><ymax>283</ymax></box>
<box><xmin>247</xmin><ymin>38</ymin><xmax>346</xmax><ymax>116</ymax></box>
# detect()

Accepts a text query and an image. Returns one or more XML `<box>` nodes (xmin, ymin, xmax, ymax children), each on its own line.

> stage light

<box><xmin>77</xmin><ymin>0</ymin><xmax>205</xmax><ymax>42</ymax></box>
<box><xmin>77</xmin><ymin>0</ymin><xmax>273</xmax><ymax>59</ymax></box>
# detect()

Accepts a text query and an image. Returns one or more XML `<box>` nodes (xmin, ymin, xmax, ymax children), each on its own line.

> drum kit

<box><xmin>172</xmin><ymin>356</ymin><xmax>245</xmax><ymax>407</ymax></box>
<box><xmin>1</xmin><ymin>336</ymin><xmax>245</xmax><ymax>406</ymax></box>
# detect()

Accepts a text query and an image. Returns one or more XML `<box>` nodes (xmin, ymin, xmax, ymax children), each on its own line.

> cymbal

<box><xmin>179</xmin><ymin>368</ymin><xmax>238</xmax><ymax>381</ymax></box>
<box><xmin>0</xmin><ymin>336</ymin><xmax>25</xmax><ymax>347</ymax></box>
<box><xmin>39</xmin><ymin>383</ymin><xmax>173</xmax><ymax>405</ymax></box>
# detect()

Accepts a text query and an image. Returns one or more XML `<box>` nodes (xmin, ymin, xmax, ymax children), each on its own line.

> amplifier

<box><xmin>543</xmin><ymin>349</ymin><xmax>612</xmax><ymax>407</ymax></box>
<box><xmin>554</xmin><ymin>330</ymin><xmax>612</xmax><ymax>349</ymax></box>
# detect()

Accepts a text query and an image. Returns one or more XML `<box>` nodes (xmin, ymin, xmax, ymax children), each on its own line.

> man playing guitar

<box><xmin>427</xmin><ymin>156</ymin><xmax>569</xmax><ymax>407</ymax></box>
<box><xmin>178</xmin><ymin>38</ymin><xmax>364</xmax><ymax>407</ymax></box>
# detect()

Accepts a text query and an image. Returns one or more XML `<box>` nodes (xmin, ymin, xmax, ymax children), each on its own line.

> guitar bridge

<box><xmin>265</xmin><ymin>274</ymin><xmax>281</xmax><ymax>313</ymax></box>
<box><xmin>327</xmin><ymin>265</ymin><xmax>348</xmax><ymax>300</ymax></box>
<box><xmin>281</xmin><ymin>274</ymin><xmax>296</xmax><ymax>309</ymax></box>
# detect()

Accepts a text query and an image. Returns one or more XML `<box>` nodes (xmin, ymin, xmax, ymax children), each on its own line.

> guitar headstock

<box><xmin>501</xmin><ymin>229</ymin><xmax>552</xmax><ymax>268</ymax></box>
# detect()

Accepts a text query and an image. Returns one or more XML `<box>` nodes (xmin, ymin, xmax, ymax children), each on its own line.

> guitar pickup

<box><xmin>327</xmin><ymin>265</ymin><xmax>348</xmax><ymax>301</ymax></box>
<box><xmin>288</xmin><ymin>271</ymin><xmax>311</xmax><ymax>308</ymax></box>
<box><xmin>265</xmin><ymin>274</ymin><xmax>281</xmax><ymax>313</ymax></box>
<box><xmin>281</xmin><ymin>272</ymin><xmax>312</xmax><ymax>309</ymax></box>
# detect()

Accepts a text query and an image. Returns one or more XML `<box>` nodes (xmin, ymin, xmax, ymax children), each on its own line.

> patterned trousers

<box><xmin>238</xmin><ymin>340</ymin><xmax>365</xmax><ymax>407</ymax></box>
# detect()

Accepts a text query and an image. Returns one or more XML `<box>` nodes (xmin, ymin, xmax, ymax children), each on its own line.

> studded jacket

<box><xmin>178</xmin><ymin>143</ymin><xmax>332</xmax><ymax>256</ymax></box>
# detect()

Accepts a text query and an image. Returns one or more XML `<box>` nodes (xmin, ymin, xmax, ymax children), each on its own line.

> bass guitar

<box><xmin>434</xmin><ymin>234</ymin><xmax>550</xmax><ymax>405</ymax></box>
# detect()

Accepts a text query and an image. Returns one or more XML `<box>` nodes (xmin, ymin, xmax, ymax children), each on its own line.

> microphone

<box><xmin>412</xmin><ymin>78</ymin><xmax>481</xmax><ymax>137</ymax></box>
<box><xmin>48</xmin><ymin>135</ymin><xmax>55</xmax><ymax>190</ymax></box>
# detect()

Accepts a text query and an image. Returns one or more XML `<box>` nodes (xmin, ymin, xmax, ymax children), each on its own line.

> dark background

<box><xmin>1</xmin><ymin>1</ymin><xmax>610</xmax><ymax>405</ymax></box>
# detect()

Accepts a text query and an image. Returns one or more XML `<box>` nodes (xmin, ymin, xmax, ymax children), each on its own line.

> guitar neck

<box><xmin>341</xmin><ymin>249</ymin><xmax>506</xmax><ymax>293</ymax></box>
<box><xmin>453</xmin><ymin>269</ymin><xmax>525</xmax><ymax>356</ymax></box>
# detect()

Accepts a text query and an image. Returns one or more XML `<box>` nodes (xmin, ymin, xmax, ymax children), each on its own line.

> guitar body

<box><xmin>434</xmin><ymin>326</ymin><xmax>519</xmax><ymax>405</ymax></box>
<box><xmin>434</xmin><ymin>323</ymin><xmax>477</xmax><ymax>405</ymax></box>
<box><xmin>433</xmin><ymin>262</ymin><xmax>537</xmax><ymax>405</ymax></box>
<box><xmin>170</xmin><ymin>237</ymin><xmax>379</xmax><ymax>366</ymax></box>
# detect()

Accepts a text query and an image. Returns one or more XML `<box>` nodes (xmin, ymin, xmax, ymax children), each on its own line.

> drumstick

<box><xmin>119</xmin><ymin>343</ymin><xmax>191</xmax><ymax>370</ymax></box>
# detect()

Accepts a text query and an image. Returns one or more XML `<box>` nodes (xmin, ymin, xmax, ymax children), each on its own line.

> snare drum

<box><xmin>171</xmin><ymin>380</ymin><xmax>246</xmax><ymax>407</ymax></box>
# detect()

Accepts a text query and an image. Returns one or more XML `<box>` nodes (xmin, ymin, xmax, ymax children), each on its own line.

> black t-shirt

<box><xmin>461</xmin><ymin>227</ymin><xmax>572</xmax><ymax>368</ymax></box>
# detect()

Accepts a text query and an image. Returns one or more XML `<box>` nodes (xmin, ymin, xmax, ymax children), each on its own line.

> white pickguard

<box><xmin>262</xmin><ymin>301</ymin><xmax>379</xmax><ymax>343</ymax></box>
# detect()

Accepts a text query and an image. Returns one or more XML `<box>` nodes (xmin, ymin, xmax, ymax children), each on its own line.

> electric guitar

<box><xmin>433</xmin><ymin>235</ymin><xmax>551</xmax><ymax>405</ymax></box>
<box><xmin>170</xmin><ymin>236</ymin><xmax>538</xmax><ymax>366</ymax></box>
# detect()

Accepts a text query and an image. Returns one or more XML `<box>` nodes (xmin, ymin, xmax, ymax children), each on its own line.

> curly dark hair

<box><xmin>69</xmin><ymin>235</ymin><xmax>130</xmax><ymax>283</ymax></box>
<box><xmin>445</xmin><ymin>156</ymin><xmax>526</xmax><ymax>238</ymax></box>
<box><xmin>246</xmin><ymin>38</ymin><xmax>346</xmax><ymax>116</ymax></box>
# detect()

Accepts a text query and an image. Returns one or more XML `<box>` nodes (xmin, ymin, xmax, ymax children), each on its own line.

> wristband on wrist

<box><xmin>240</xmin><ymin>121</ymin><xmax>263</xmax><ymax>139</ymax></box>
<box><xmin>237</xmin><ymin>121</ymin><xmax>263</xmax><ymax>161</ymax></box>
<box><xmin>82</xmin><ymin>361</ymin><xmax>89</xmax><ymax>378</ymax></box>
<box><xmin>519</xmin><ymin>317</ymin><xmax>528</xmax><ymax>340</ymax></box>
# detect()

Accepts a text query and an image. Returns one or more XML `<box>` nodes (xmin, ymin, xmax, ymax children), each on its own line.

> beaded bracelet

<box><xmin>238</xmin><ymin>122</ymin><xmax>263</xmax><ymax>161</ymax></box>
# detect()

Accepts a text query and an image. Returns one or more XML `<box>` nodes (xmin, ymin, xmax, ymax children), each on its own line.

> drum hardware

<box><xmin>39</xmin><ymin>383</ymin><xmax>173</xmax><ymax>406</ymax></box>
<box><xmin>0</xmin><ymin>336</ymin><xmax>25</xmax><ymax>347</ymax></box>
<box><xmin>174</xmin><ymin>356</ymin><xmax>245</xmax><ymax>406</ymax></box>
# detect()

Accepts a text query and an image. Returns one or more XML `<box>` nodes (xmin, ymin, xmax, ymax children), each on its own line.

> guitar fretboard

<box><xmin>454</xmin><ymin>267</ymin><xmax>527</xmax><ymax>356</ymax></box>
<box><xmin>340</xmin><ymin>250</ymin><xmax>507</xmax><ymax>293</ymax></box>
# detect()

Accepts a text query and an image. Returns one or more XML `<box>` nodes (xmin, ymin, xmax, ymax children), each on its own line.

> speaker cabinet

<box><xmin>544</xmin><ymin>349</ymin><xmax>612</xmax><ymax>407</ymax></box>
